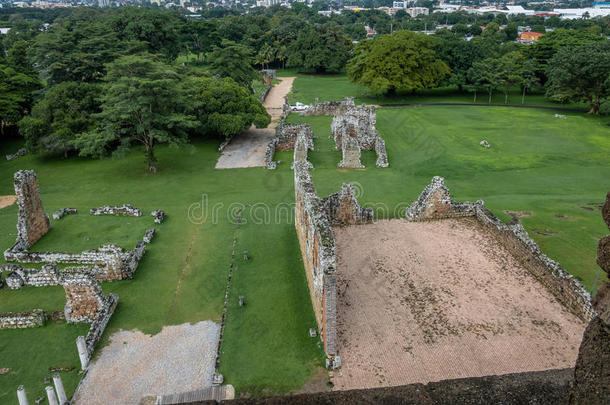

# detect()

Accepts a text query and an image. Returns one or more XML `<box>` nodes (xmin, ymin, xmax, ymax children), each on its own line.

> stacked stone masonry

<box><xmin>331</xmin><ymin>106</ymin><xmax>389</xmax><ymax>168</ymax></box>
<box><xmin>90</xmin><ymin>204</ymin><xmax>142</xmax><ymax>217</ymax></box>
<box><xmin>293</xmin><ymin>161</ymin><xmax>372</xmax><ymax>358</ymax></box>
<box><xmin>0</xmin><ymin>309</ymin><xmax>45</xmax><ymax>329</ymax></box>
<box><xmin>6</xmin><ymin>147</ymin><xmax>27</xmax><ymax>161</ymax></box>
<box><xmin>301</xmin><ymin>97</ymin><xmax>355</xmax><ymax>117</ymax></box>
<box><xmin>151</xmin><ymin>210</ymin><xmax>165</xmax><ymax>224</ymax></box>
<box><xmin>405</xmin><ymin>176</ymin><xmax>595</xmax><ymax>322</ymax></box>
<box><xmin>53</xmin><ymin>208</ymin><xmax>77</xmax><ymax>220</ymax></box>
<box><xmin>265</xmin><ymin>123</ymin><xmax>314</xmax><ymax>170</ymax></box>
<box><xmin>13</xmin><ymin>170</ymin><xmax>51</xmax><ymax>250</ymax></box>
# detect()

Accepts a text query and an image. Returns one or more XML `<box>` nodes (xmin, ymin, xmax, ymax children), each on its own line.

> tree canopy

<box><xmin>347</xmin><ymin>30</ymin><xmax>450</xmax><ymax>94</ymax></box>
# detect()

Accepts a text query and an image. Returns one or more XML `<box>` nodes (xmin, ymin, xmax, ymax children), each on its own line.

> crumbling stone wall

<box><xmin>323</xmin><ymin>184</ymin><xmax>373</xmax><ymax>226</ymax></box>
<box><xmin>4</xmin><ymin>229</ymin><xmax>152</xmax><ymax>282</ymax></box>
<box><xmin>405</xmin><ymin>176</ymin><xmax>595</xmax><ymax>322</ymax></box>
<box><xmin>90</xmin><ymin>204</ymin><xmax>142</xmax><ymax>217</ymax></box>
<box><xmin>84</xmin><ymin>292</ymin><xmax>118</xmax><ymax>356</ymax></box>
<box><xmin>0</xmin><ymin>309</ymin><xmax>46</xmax><ymax>329</ymax></box>
<box><xmin>265</xmin><ymin>124</ymin><xmax>314</xmax><ymax>170</ymax></box>
<box><xmin>13</xmin><ymin>170</ymin><xmax>50</xmax><ymax>250</ymax></box>
<box><xmin>301</xmin><ymin>97</ymin><xmax>355</xmax><ymax>116</ymax></box>
<box><xmin>53</xmin><ymin>208</ymin><xmax>77</xmax><ymax>220</ymax></box>
<box><xmin>294</xmin><ymin>163</ymin><xmax>373</xmax><ymax>357</ymax></box>
<box><xmin>331</xmin><ymin>107</ymin><xmax>389</xmax><ymax>168</ymax></box>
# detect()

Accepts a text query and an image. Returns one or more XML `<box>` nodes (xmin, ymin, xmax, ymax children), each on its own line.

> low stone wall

<box><xmin>53</xmin><ymin>208</ymin><xmax>77</xmax><ymax>220</ymax></box>
<box><xmin>258</xmin><ymin>84</ymin><xmax>271</xmax><ymax>102</ymax></box>
<box><xmin>294</xmin><ymin>162</ymin><xmax>373</xmax><ymax>358</ymax></box>
<box><xmin>3</xmin><ymin>228</ymin><xmax>153</xmax><ymax>282</ymax></box>
<box><xmin>151</xmin><ymin>210</ymin><xmax>165</xmax><ymax>224</ymax></box>
<box><xmin>84</xmin><ymin>293</ymin><xmax>118</xmax><ymax>356</ymax></box>
<box><xmin>0</xmin><ymin>309</ymin><xmax>45</xmax><ymax>329</ymax></box>
<box><xmin>301</xmin><ymin>97</ymin><xmax>355</xmax><ymax>116</ymax></box>
<box><xmin>90</xmin><ymin>204</ymin><xmax>142</xmax><ymax>217</ymax></box>
<box><xmin>6</xmin><ymin>147</ymin><xmax>27</xmax><ymax>161</ymax></box>
<box><xmin>405</xmin><ymin>176</ymin><xmax>594</xmax><ymax>322</ymax></box>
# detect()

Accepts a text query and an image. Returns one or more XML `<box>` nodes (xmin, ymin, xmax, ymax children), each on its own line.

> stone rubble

<box><xmin>52</xmin><ymin>208</ymin><xmax>77</xmax><ymax>220</ymax></box>
<box><xmin>6</xmin><ymin>147</ymin><xmax>28</xmax><ymax>161</ymax></box>
<box><xmin>90</xmin><ymin>204</ymin><xmax>142</xmax><ymax>217</ymax></box>
<box><xmin>151</xmin><ymin>210</ymin><xmax>165</xmax><ymax>224</ymax></box>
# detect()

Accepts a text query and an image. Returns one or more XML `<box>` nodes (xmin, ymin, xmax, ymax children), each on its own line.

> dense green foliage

<box><xmin>347</xmin><ymin>30</ymin><xmax>449</xmax><ymax>94</ymax></box>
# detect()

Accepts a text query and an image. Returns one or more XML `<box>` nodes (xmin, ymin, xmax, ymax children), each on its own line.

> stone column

<box><xmin>16</xmin><ymin>385</ymin><xmax>28</xmax><ymax>405</ymax></box>
<box><xmin>46</xmin><ymin>386</ymin><xmax>59</xmax><ymax>405</ymax></box>
<box><xmin>53</xmin><ymin>373</ymin><xmax>68</xmax><ymax>405</ymax></box>
<box><xmin>76</xmin><ymin>335</ymin><xmax>89</xmax><ymax>369</ymax></box>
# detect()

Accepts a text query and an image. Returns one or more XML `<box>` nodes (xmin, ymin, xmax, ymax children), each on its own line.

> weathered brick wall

<box><xmin>63</xmin><ymin>272</ymin><xmax>106</xmax><ymax>323</ymax></box>
<box><xmin>84</xmin><ymin>293</ymin><xmax>119</xmax><ymax>355</ymax></box>
<box><xmin>323</xmin><ymin>184</ymin><xmax>373</xmax><ymax>226</ymax></box>
<box><xmin>337</xmin><ymin>135</ymin><xmax>364</xmax><ymax>169</ymax></box>
<box><xmin>406</xmin><ymin>176</ymin><xmax>594</xmax><ymax>322</ymax></box>
<box><xmin>13</xmin><ymin>170</ymin><xmax>50</xmax><ymax>250</ymax></box>
<box><xmin>0</xmin><ymin>309</ymin><xmax>46</xmax><ymax>329</ymax></box>
<box><xmin>266</xmin><ymin>123</ymin><xmax>314</xmax><ymax>170</ymax></box>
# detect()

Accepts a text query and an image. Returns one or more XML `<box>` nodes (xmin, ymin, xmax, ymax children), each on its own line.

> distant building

<box><xmin>98</xmin><ymin>0</ymin><xmax>110</xmax><ymax>6</ymax></box>
<box><xmin>406</xmin><ymin>7</ymin><xmax>428</xmax><ymax>17</ymax></box>
<box><xmin>364</xmin><ymin>25</ymin><xmax>376</xmax><ymax>37</ymax></box>
<box><xmin>519</xmin><ymin>31</ymin><xmax>544</xmax><ymax>43</ymax></box>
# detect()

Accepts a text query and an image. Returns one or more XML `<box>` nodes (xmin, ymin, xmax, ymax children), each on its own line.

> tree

<box><xmin>74</xmin><ymin>55</ymin><xmax>198</xmax><ymax>172</ymax></box>
<box><xmin>347</xmin><ymin>30</ymin><xmax>450</xmax><ymax>95</ymax></box>
<box><xmin>0</xmin><ymin>65</ymin><xmax>41</xmax><ymax>136</ymax></box>
<box><xmin>286</xmin><ymin>22</ymin><xmax>352</xmax><ymax>73</ymax></box>
<box><xmin>186</xmin><ymin>76</ymin><xmax>270</xmax><ymax>138</ymax></box>
<box><xmin>19</xmin><ymin>81</ymin><xmax>100</xmax><ymax>156</ymax></box>
<box><xmin>545</xmin><ymin>42</ymin><xmax>610</xmax><ymax>114</ymax></box>
<box><xmin>208</xmin><ymin>40</ymin><xmax>260</xmax><ymax>91</ymax></box>
<box><xmin>521</xmin><ymin>59</ymin><xmax>540</xmax><ymax>104</ymax></box>
<box><xmin>468</xmin><ymin>58</ymin><xmax>502</xmax><ymax>104</ymax></box>
<box><xmin>497</xmin><ymin>51</ymin><xmax>524</xmax><ymax>104</ymax></box>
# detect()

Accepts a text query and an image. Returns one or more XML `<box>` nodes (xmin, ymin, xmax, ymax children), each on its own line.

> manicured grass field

<box><xmin>282</xmin><ymin>71</ymin><xmax>586</xmax><ymax>109</ymax></box>
<box><xmin>0</xmin><ymin>96</ymin><xmax>608</xmax><ymax>402</ymax></box>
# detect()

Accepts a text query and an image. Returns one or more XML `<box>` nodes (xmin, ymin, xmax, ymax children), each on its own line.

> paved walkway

<box><xmin>215</xmin><ymin>77</ymin><xmax>295</xmax><ymax>169</ymax></box>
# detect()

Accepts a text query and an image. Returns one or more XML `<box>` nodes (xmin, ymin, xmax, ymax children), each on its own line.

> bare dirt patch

<box><xmin>215</xmin><ymin>77</ymin><xmax>295</xmax><ymax>169</ymax></box>
<box><xmin>332</xmin><ymin>218</ymin><xmax>586</xmax><ymax>391</ymax></box>
<box><xmin>0</xmin><ymin>195</ymin><xmax>16</xmax><ymax>209</ymax></box>
<box><xmin>73</xmin><ymin>321</ymin><xmax>220</xmax><ymax>405</ymax></box>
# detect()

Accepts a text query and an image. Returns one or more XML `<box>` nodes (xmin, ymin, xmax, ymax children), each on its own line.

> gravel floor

<box><xmin>0</xmin><ymin>195</ymin><xmax>16</xmax><ymax>209</ymax></box>
<box><xmin>73</xmin><ymin>321</ymin><xmax>220</xmax><ymax>405</ymax></box>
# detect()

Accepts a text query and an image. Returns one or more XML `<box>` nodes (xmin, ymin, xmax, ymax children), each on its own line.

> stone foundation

<box><xmin>0</xmin><ymin>309</ymin><xmax>46</xmax><ymax>329</ymax></box>
<box><xmin>53</xmin><ymin>208</ymin><xmax>77</xmax><ymax>220</ymax></box>
<box><xmin>294</xmin><ymin>161</ymin><xmax>372</xmax><ymax>358</ymax></box>
<box><xmin>13</xmin><ymin>170</ymin><xmax>50</xmax><ymax>250</ymax></box>
<box><xmin>90</xmin><ymin>204</ymin><xmax>142</xmax><ymax>217</ymax></box>
<box><xmin>63</xmin><ymin>272</ymin><xmax>107</xmax><ymax>323</ymax></box>
<box><xmin>405</xmin><ymin>176</ymin><xmax>594</xmax><ymax>322</ymax></box>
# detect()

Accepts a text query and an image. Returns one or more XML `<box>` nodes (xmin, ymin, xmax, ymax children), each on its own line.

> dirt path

<box><xmin>215</xmin><ymin>77</ymin><xmax>295</xmax><ymax>169</ymax></box>
<box><xmin>332</xmin><ymin>218</ymin><xmax>586</xmax><ymax>391</ymax></box>
<box><xmin>0</xmin><ymin>195</ymin><xmax>16</xmax><ymax>209</ymax></box>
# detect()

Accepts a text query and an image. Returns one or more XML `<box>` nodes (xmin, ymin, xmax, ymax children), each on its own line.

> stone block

<box><xmin>13</xmin><ymin>170</ymin><xmax>51</xmax><ymax>250</ymax></box>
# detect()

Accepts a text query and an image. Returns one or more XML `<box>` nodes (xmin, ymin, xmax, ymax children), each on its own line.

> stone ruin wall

<box><xmin>301</xmin><ymin>97</ymin><xmax>355</xmax><ymax>117</ymax></box>
<box><xmin>0</xmin><ymin>309</ymin><xmax>46</xmax><ymax>329</ymax></box>
<box><xmin>265</xmin><ymin>123</ymin><xmax>314</xmax><ymax>170</ymax></box>
<box><xmin>293</xmin><ymin>162</ymin><xmax>373</xmax><ymax>358</ymax></box>
<box><xmin>13</xmin><ymin>170</ymin><xmax>50</xmax><ymax>250</ymax></box>
<box><xmin>405</xmin><ymin>176</ymin><xmax>595</xmax><ymax>322</ymax></box>
<box><xmin>331</xmin><ymin>106</ymin><xmax>389</xmax><ymax>169</ymax></box>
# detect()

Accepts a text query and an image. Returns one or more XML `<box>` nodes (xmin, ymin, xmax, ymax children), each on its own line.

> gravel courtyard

<box><xmin>73</xmin><ymin>321</ymin><xmax>220</xmax><ymax>404</ymax></box>
<box><xmin>332</xmin><ymin>218</ymin><xmax>586</xmax><ymax>391</ymax></box>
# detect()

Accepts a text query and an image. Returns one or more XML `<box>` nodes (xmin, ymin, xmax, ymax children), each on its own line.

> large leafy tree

<box><xmin>287</xmin><ymin>22</ymin><xmax>352</xmax><ymax>73</ymax></box>
<box><xmin>186</xmin><ymin>76</ymin><xmax>270</xmax><ymax>138</ymax></box>
<box><xmin>19</xmin><ymin>81</ymin><xmax>100</xmax><ymax>156</ymax></box>
<box><xmin>74</xmin><ymin>55</ymin><xmax>198</xmax><ymax>173</ymax></box>
<box><xmin>0</xmin><ymin>65</ymin><xmax>41</xmax><ymax>136</ymax></box>
<box><xmin>347</xmin><ymin>30</ymin><xmax>450</xmax><ymax>95</ymax></box>
<box><xmin>545</xmin><ymin>41</ymin><xmax>610</xmax><ymax>114</ymax></box>
<box><xmin>208</xmin><ymin>40</ymin><xmax>260</xmax><ymax>91</ymax></box>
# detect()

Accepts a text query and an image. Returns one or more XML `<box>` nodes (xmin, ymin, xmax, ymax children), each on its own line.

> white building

<box><xmin>553</xmin><ymin>7</ymin><xmax>610</xmax><ymax>19</ymax></box>
<box><xmin>406</xmin><ymin>7</ymin><xmax>428</xmax><ymax>17</ymax></box>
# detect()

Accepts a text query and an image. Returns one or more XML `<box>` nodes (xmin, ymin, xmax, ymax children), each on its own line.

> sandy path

<box><xmin>0</xmin><ymin>195</ymin><xmax>16</xmax><ymax>209</ymax></box>
<box><xmin>215</xmin><ymin>77</ymin><xmax>295</xmax><ymax>169</ymax></box>
<box><xmin>73</xmin><ymin>321</ymin><xmax>220</xmax><ymax>405</ymax></box>
<box><xmin>332</xmin><ymin>218</ymin><xmax>586</xmax><ymax>391</ymax></box>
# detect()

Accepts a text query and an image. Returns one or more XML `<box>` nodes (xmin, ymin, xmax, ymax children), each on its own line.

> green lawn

<box><xmin>281</xmin><ymin>71</ymin><xmax>587</xmax><ymax>109</ymax></box>
<box><xmin>0</xmin><ymin>99</ymin><xmax>608</xmax><ymax>403</ymax></box>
